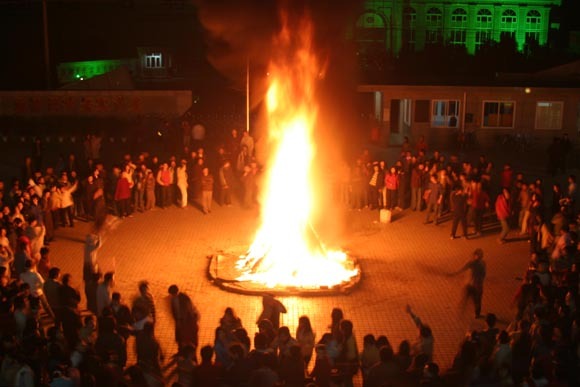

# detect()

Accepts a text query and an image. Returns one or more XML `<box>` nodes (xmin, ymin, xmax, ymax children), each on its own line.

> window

<box><xmin>476</xmin><ymin>9</ymin><xmax>493</xmax><ymax>51</ymax></box>
<box><xmin>144</xmin><ymin>53</ymin><xmax>163</xmax><ymax>69</ymax></box>
<box><xmin>483</xmin><ymin>101</ymin><xmax>515</xmax><ymax>128</ymax></box>
<box><xmin>535</xmin><ymin>101</ymin><xmax>563</xmax><ymax>130</ymax></box>
<box><xmin>500</xmin><ymin>9</ymin><xmax>517</xmax><ymax>39</ymax></box>
<box><xmin>432</xmin><ymin>100</ymin><xmax>460</xmax><ymax>127</ymax></box>
<box><xmin>451</xmin><ymin>8</ymin><xmax>467</xmax><ymax>27</ymax></box>
<box><xmin>402</xmin><ymin>7</ymin><xmax>416</xmax><ymax>51</ymax></box>
<box><xmin>425</xmin><ymin>8</ymin><xmax>443</xmax><ymax>44</ymax></box>
<box><xmin>476</xmin><ymin>31</ymin><xmax>492</xmax><ymax>50</ymax></box>
<box><xmin>476</xmin><ymin>9</ymin><xmax>492</xmax><ymax>28</ymax></box>
<box><xmin>450</xmin><ymin>9</ymin><xmax>467</xmax><ymax>46</ymax></box>
<box><xmin>526</xmin><ymin>10</ymin><xmax>542</xmax><ymax>43</ymax></box>
<box><xmin>415</xmin><ymin>100</ymin><xmax>430</xmax><ymax>123</ymax></box>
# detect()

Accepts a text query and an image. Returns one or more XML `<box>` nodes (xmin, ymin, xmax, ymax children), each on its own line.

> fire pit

<box><xmin>208</xmin><ymin>250</ymin><xmax>361</xmax><ymax>296</ymax></box>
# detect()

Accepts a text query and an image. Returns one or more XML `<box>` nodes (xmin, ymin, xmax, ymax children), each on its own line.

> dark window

<box><xmin>415</xmin><ymin>100</ymin><xmax>430</xmax><ymax>123</ymax></box>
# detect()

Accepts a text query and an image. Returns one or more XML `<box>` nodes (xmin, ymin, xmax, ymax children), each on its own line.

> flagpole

<box><xmin>42</xmin><ymin>0</ymin><xmax>51</xmax><ymax>89</ymax></box>
<box><xmin>246</xmin><ymin>58</ymin><xmax>250</xmax><ymax>133</ymax></box>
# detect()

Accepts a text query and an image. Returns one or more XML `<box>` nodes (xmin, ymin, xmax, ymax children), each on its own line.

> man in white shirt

<box><xmin>19</xmin><ymin>259</ymin><xmax>54</xmax><ymax>319</ymax></box>
<box><xmin>96</xmin><ymin>271</ymin><xmax>115</xmax><ymax>316</ymax></box>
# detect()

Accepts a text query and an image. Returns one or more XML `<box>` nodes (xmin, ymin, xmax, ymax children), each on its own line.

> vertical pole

<box><xmin>42</xmin><ymin>0</ymin><xmax>51</xmax><ymax>89</ymax></box>
<box><xmin>246</xmin><ymin>58</ymin><xmax>250</xmax><ymax>133</ymax></box>
<box><xmin>462</xmin><ymin>91</ymin><xmax>467</xmax><ymax>133</ymax></box>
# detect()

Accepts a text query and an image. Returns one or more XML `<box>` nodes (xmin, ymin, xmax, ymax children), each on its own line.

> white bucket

<box><xmin>380</xmin><ymin>209</ymin><xmax>391</xmax><ymax>224</ymax></box>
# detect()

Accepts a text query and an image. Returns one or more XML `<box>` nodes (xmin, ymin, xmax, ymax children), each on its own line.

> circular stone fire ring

<box><xmin>207</xmin><ymin>252</ymin><xmax>362</xmax><ymax>297</ymax></box>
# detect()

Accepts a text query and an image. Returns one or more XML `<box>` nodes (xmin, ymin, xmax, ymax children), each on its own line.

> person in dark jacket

<box><xmin>450</xmin><ymin>185</ymin><xmax>469</xmax><ymax>239</ymax></box>
<box><xmin>449</xmin><ymin>248</ymin><xmax>487</xmax><ymax>318</ymax></box>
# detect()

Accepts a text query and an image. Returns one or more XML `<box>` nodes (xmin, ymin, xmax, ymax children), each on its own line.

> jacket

<box><xmin>495</xmin><ymin>194</ymin><xmax>510</xmax><ymax>220</ymax></box>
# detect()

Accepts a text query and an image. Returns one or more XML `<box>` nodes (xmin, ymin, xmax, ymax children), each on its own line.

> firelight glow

<box><xmin>236</xmin><ymin>14</ymin><xmax>359</xmax><ymax>289</ymax></box>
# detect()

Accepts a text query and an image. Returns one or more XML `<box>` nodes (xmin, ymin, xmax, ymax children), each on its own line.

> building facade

<box><xmin>356</xmin><ymin>0</ymin><xmax>562</xmax><ymax>55</ymax></box>
<box><xmin>358</xmin><ymin>84</ymin><xmax>580</xmax><ymax>149</ymax></box>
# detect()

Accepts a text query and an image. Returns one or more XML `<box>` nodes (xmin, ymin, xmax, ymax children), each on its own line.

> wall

<box><xmin>0</xmin><ymin>90</ymin><xmax>191</xmax><ymax>117</ymax></box>
<box><xmin>358</xmin><ymin>84</ymin><xmax>580</xmax><ymax>149</ymax></box>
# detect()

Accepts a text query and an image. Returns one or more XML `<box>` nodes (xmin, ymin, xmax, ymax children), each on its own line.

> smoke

<box><xmin>194</xmin><ymin>0</ymin><xmax>363</xmax><ymax>84</ymax></box>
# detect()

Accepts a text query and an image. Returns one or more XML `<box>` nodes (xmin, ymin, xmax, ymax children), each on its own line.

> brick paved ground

<box><xmin>48</xmin><ymin>200</ymin><xmax>531</xmax><ymax>383</ymax></box>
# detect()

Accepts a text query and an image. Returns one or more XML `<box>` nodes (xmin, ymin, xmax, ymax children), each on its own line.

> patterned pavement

<box><xmin>48</xmin><ymin>202</ymin><xmax>530</xmax><ymax>381</ymax></box>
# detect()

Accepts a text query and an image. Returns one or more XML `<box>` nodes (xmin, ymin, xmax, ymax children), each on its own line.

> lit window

<box><xmin>451</xmin><ymin>8</ymin><xmax>467</xmax><ymax>27</ymax></box>
<box><xmin>449</xmin><ymin>9</ymin><xmax>467</xmax><ymax>46</ymax></box>
<box><xmin>425</xmin><ymin>8</ymin><xmax>443</xmax><ymax>44</ymax></box>
<box><xmin>476</xmin><ymin>9</ymin><xmax>493</xmax><ymax>28</ymax></box>
<box><xmin>535</xmin><ymin>101</ymin><xmax>563</xmax><ymax>130</ymax></box>
<box><xmin>500</xmin><ymin>9</ymin><xmax>517</xmax><ymax>39</ymax></box>
<box><xmin>483</xmin><ymin>101</ymin><xmax>515</xmax><ymax>128</ymax></box>
<box><xmin>403</xmin><ymin>7</ymin><xmax>416</xmax><ymax>51</ymax></box>
<box><xmin>475</xmin><ymin>9</ymin><xmax>493</xmax><ymax>51</ymax></box>
<box><xmin>432</xmin><ymin>100</ymin><xmax>460</xmax><ymax>127</ymax></box>
<box><xmin>144</xmin><ymin>53</ymin><xmax>163</xmax><ymax>69</ymax></box>
<box><xmin>525</xmin><ymin>10</ymin><xmax>542</xmax><ymax>43</ymax></box>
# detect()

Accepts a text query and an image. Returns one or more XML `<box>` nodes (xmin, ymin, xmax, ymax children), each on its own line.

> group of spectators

<box><xmin>341</xmin><ymin>135</ymin><xmax>578</xmax><ymax>244</ymax></box>
<box><xmin>0</xmin><ymin>128</ymin><xmax>579</xmax><ymax>386</ymax></box>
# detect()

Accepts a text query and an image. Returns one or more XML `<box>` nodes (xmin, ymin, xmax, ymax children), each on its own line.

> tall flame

<box><xmin>236</xmin><ymin>13</ymin><xmax>359</xmax><ymax>289</ymax></box>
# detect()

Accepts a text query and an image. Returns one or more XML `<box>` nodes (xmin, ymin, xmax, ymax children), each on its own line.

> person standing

<box><xmin>384</xmin><ymin>167</ymin><xmax>399</xmax><ymax>210</ymax></box>
<box><xmin>240</xmin><ymin>130</ymin><xmax>255</xmax><ymax>158</ymax></box>
<box><xmin>133</xmin><ymin>166</ymin><xmax>146</xmax><ymax>213</ymax></box>
<box><xmin>218</xmin><ymin>161</ymin><xmax>235</xmax><ymax>206</ymax></box>
<box><xmin>200</xmin><ymin>167</ymin><xmax>214</xmax><ymax>215</ymax></box>
<box><xmin>495</xmin><ymin>188</ymin><xmax>511</xmax><ymax>243</ymax></box>
<box><xmin>156</xmin><ymin>163</ymin><xmax>171</xmax><ymax>208</ymax></box>
<box><xmin>470</xmin><ymin>181</ymin><xmax>490</xmax><ymax>237</ymax></box>
<box><xmin>367</xmin><ymin>163</ymin><xmax>381</xmax><ymax>210</ymax></box>
<box><xmin>424</xmin><ymin>174</ymin><xmax>442</xmax><ymax>225</ymax></box>
<box><xmin>59</xmin><ymin>179</ymin><xmax>78</xmax><ymax>227</ymax></box>
<box><xmin>449</xmin><ymin>248</ymin><xmax>487</xmax><ymax>318</ymax></box>
<box><xmin>410</xmin><ymin>163</ymin><xmax>425</xmax><ymax>211</ymax></box>
<box><xmin>450</xmin><ymin>185</ymin><xmax>468</xmax><ymax>239</ymax></box>
<box><xmin>96</xmin><ymin>271</ymin><xmax>114</xmax><ymax>316</ymax></box>
<box><xmin>114</xmin><ymin>164</ymin><xmax>133</xmax><ymax>218</ymax></box>
<box><xmin>144</xmin><ymin>169</ymin><xmax>156</xmax><ymax>211</ymax></box>
<box><xmin>177</xmin><ymin>160</ymin><xmax>188</xmax><ymax>208</ymax></box>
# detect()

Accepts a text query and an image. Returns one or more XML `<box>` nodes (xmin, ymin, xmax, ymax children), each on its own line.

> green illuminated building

<box><xmin>356</xmin><ymin>0</ymin><xmax>561</xmax><ymax>55</ymax></box>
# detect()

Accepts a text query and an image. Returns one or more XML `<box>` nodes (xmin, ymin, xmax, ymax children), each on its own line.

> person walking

<box><xmin>449</xmin><ymin>248</ymin><xmax>487</xmax><ymax>318</ymax></box>
<box><xmin>168</xmin><ymin>284</ymin><xmax>200</xmax><ymax>351</ymax></box>
<box><xmin>495</xmin><ymin>188</ymin><xmax>511</xmax><ymax>243</ymax></box>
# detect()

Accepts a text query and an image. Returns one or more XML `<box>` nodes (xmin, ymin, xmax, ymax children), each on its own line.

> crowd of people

<box><xmin>0</xmin><ymin>128</ymin><xmax>578</xmax><ymax>386</ymax></box>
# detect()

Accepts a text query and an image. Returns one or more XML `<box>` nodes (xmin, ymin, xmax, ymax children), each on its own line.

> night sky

<box><xmin>0</xmin><ymin>0</ymin><xmax>578</xmax><ymax>90</ymax></box>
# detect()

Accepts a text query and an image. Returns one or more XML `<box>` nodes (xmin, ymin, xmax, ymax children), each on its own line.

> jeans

<box><xmin>451</xmin><ymin>215</ymin><xmax>468</xmax><ymax>237</ymax></box>
<box><xmin>411</xmin><ymin>187</ymin><xmax>422</xmax><ymax>211</ymax></box>
<box><xmin>202</xmin><ymin>190</ymin><xmax>213</xmax><ymax>213</ymax></box>
<box><xmin>499</xmin><ymin>218</ymin><xmax>510</xmax><ymax>241</ymax></box>
<box><xmin>425</xmin><ymin>202</ymin><xmax>439</xmax><ymax>223</ymax></box>
<box><xmin>178</xmin><ymin>184</ymin><xmax>188</xmax><ymax>207</ymax></box>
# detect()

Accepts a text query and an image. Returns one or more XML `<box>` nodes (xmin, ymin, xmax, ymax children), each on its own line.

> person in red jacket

<box><xmin>115</xmin><ymin>164</ymin><xmax>133</xmax><ymax>218</ymax></box>
<box><xmin>495</xmin><ymin>188</ymin><xmax>511</xmax><ymax>243</ymax></box>
<box><xmin>384</xmin><ymin>167</ymin><xmax>400</xmax><ymax>210</ymax></box>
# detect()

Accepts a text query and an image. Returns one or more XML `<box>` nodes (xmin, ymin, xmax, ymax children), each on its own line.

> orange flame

<box><xmin>236</xmin><ymin>13</ymin><xmax>359</xmax><ymax>289</ymax></box>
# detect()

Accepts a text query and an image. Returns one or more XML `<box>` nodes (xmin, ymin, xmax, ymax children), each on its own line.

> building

<box><xmin>358</xmin><ymin>83</ymin><xmax>580</xmax><ymax>149</ymax></box>
<box><xmin>356</xmin><ymin>0</ymin><xmax>562</xmax><ymax>55</ymax></box>
<box><xmin>57</xmin><ymin>47</ymin><xmax>173</xmax><ymax>86</ymax></box>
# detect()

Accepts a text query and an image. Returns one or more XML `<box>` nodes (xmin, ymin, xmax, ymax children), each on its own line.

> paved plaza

<box><xmin>48</xmin><ymin>201</ymin><xmax>531</xmax><ymax>379</ymax></box>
